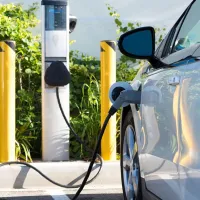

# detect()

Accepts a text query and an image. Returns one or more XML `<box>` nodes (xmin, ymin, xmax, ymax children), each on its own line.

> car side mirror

<box><xmin>118</xmin><ymin>27</ymin><xmax>155</xmax><ymax>60</ymax></box>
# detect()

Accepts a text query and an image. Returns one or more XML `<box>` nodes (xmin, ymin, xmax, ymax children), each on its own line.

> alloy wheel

<box><xmin>123</xmin><ymin>125</ymin><xmax>140</xmax><ymax>200</ymax></box>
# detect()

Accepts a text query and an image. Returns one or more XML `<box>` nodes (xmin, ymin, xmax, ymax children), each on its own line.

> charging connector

<box><xmin>109</xmin><ymin>90</ymin><xmax>141</xmax><ymax>115</ymax></box>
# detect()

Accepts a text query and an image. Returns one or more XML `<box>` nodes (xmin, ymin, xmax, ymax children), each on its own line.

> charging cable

<box><xmin>0</xmin><ymin>60</ymin><xmax>142</xmax><ymax>199</ymax></box>
<box><xmin>0</xmin><ymin>89</ymin><xmax>113</xmax><ymax>199</ymax></box>
<box><xmin>0</xmin><ymin>87</ymin><xmax>140</xmax><ymax>199</ymax></box>
<box><xmin>0</xmin><ymin>87</ymin><xmax>104</xmax><ymax>189</ymax></box>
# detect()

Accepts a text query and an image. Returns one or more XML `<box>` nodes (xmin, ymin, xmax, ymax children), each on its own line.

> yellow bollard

<box><xmin>0</xmin><ymin>41</ymin><xmax>16</xmax><ymax>162</ymax></box>
<box><xmin>100</xmin><ymin>40</ymin><xmax>116</xmax><ymax>161</ymax></box>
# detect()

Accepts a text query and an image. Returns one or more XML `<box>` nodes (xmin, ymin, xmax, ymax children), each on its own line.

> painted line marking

<box><xmin>46</xmin><ymin>189</ymin><xmax>71</xmax><ymax>200</ymax></box>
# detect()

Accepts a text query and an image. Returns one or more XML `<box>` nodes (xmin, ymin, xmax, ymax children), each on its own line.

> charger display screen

<box><xmin>45</xmin><ymin>5</ymin><xmax>66</xmax><ymax>30</ymax></box>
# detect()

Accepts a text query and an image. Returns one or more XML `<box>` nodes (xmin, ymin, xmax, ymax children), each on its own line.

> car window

<box><xmin>168</xmin><ymin>19</ymin><xmax>184</xmax><ymax>54</ymax></box>
<box><xmin>160</xmin><ymin>1</ymin><xmax>193</xmax><ymax>58</ymax></box>
<box><xmin>155</xmin><ymin>34</ymin><xmax>168</xmax><ymax>58</ymax></box>
<box><xmin>171</xmin><ymin>0</ymin><xmax>200</xmax><ymax>54</ymax></box>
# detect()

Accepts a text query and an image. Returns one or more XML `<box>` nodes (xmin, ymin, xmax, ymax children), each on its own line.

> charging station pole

<box><xmin>41</xmin><ymin>0</ymin><xmax>70</xmax><ymax>161</ymax></box>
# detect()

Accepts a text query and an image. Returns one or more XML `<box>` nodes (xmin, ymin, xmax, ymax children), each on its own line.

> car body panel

<box><xmin>126</xmin><ymin>59</ymin><xmax>195</xmax><ymax>199</ymax></box>
<box><xmin>177</xmin><ymin>59</ymin><xmax>200</xmax><ymax>200</ymax></box>
<box><xmin>139</xmin><ymin>64</ymin><xmax>186</xmax><ymax>199</ymax></box>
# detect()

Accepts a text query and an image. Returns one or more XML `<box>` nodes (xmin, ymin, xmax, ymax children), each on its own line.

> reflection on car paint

<box><xmin>172</xmin><ymin>84</ymin><xmax>181</xmax><ymax>164</ymax></box>
<box><xmin>138</xmin><ymin>60</ymin><xmax>200</xmax><ymax>199</ymax></box>
<box><xmin>140</xmin><ymin>67</ymin><xmax>184</xmax><ymax>199</ymax></box>
<box><xmin>178</xmin><ymin>60</ymin><xmax>200</xmax><ymax>199</ymax></box>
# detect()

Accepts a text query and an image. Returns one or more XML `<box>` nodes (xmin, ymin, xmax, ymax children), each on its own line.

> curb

<box><xmin>0</xmin><ymin>161</ymin><xmax>121</xmax><ymax>189</ymax></box>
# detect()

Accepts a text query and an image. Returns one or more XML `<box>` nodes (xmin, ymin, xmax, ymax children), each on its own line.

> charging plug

<box><xmin>108</xmin><ymin>81</ymin><xmax>161</xmax><ymax>116</ymax></box>
<box><xmin>45</xmin><ymin>61</ymin><xmax>71</xmax><ymax>87</ymax></box>
<box><xmin>108</xmin><ymin>81</ymin><xmax>141</xmax><ymax>115</ymax></box>
<box><xmin>109</xmin><ymin>90</ymin><xmax>141</xmax><ymax>115</ymax></box>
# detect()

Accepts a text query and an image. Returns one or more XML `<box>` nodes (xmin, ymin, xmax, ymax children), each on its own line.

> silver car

<box><xmin>118</xmin><ymin>0</ymin><xmax>200</xmax><ymax>199</ymax></box>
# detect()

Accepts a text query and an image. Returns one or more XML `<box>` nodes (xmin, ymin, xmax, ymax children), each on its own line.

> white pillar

<box><xmin>41</xmin><ymin>0</ymin><xmax>70</xmax><ymax>161</ymax></box>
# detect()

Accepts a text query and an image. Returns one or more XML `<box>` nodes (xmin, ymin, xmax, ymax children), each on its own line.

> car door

<box><xmin>139</xmin><ymin>1</ymin><xmax>196</xmax><ymax>199</ymax></box>
<box><xmin>140</xmin><ymin>56</ymin><xmax>185</xmax><ymax>200</ymax></box>
<box><xmin>178</xmin><ymin>55</ymin><xmax>200</xmax><ymax>200</ymax></box>
<box><xmin>167</xmin><ymin>1</ymin><xmax>200</xmax><ymax>199</ymax></box>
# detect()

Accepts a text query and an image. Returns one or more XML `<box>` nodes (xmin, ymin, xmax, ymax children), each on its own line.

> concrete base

<box><xmin>0</xmin><ymin>161</ymin><xmax>121</xmax><ymax>189</ymax></box>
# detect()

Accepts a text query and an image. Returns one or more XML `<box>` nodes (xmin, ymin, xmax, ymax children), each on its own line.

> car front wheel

<box><xmin>121</xmin><ymin>111</ymin><xmax>142</xmax><ymax>200</ymax></box>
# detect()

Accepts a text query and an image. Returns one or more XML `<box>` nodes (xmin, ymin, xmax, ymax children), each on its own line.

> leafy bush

<box><xmin>69</xmin><ymin>51</ymin><xmax>101</xmax><ymax>158</ymax></box>
<box><xmin>70</xmin><ymin>51</ymin><xmax>100</xmax><ymax>116</ymax></box>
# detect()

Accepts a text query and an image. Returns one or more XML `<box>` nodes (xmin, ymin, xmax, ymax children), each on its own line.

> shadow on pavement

<box><xmin>0</xmin><ymin>193</ymin><xmax>123</xmax><ymax>200</ymax></box>
<box><xmin>68</xmin><ymin>193</ymin><xmax>123</xmax><ymax>200</ymax></box>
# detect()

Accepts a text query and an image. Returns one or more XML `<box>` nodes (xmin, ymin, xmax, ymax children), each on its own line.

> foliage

<box><xmin>15</xmin><ymin>122</ymin><xmax>36</xmax><ymax>162</ymax></box>
<box><xmin>69</xmin><ymin>50</ymin><xmax>138</xmax><ymax>158</ymax></box>
<box><xmin>70</xmin><ymin>51</ymin><xmax>100</xmax><ymax>116</ymax></box>
<box><xmin>0</xmin><ymin>3</ymin><xmax>42</xmax><ymax>161</ymax></box>
<box><xmin>106</xmin><ymin>4</ymin><xmax>140</xmax><ymax>66</ymax></box>
<box><xmin>70</xmin><ymin>76</ymin><xmax>100</xmax><ymax>159</ymax></box>
<box><xmin>106</xmin><ymin>4</ymin><xmax>166</xmax><ymax>41</ymax></box>
<box><xmin>69</xmin><ymin>51</ymin><xmax>101</xmax><ymax>158</ymax></box>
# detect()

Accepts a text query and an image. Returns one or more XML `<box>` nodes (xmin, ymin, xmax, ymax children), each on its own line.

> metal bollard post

<box><xmin>0</xmin><ymin>41</ymin><xmax>16</xmax><ymax>162</ymax></box>
<box><xmin>100</xmin><ymin>40</ymin><xmax>116</xmax><ymax>161</ymax></box>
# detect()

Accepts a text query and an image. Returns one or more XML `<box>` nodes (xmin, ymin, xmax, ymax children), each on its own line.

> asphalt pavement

<box><xmin>67</xmin><ymin>187</ymin><xmax>123</xmax><ymax>200</ymax></box>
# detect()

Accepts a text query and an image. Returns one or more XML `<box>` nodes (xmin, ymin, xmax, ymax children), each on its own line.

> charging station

<box><xmin>41</xmin><ymin>0</ymin><xmax>77</xmax><ymax>161</ymax></box>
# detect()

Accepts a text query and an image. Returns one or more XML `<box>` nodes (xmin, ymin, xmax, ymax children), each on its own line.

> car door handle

<box><xmin>168</xmin><ymin>76</ymin><xmax>180</xmax><ymax>86</ymax></box>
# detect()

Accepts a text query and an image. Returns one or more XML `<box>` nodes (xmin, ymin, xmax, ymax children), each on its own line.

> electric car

<box><xmin>118</xmin><ymin>0</ymin><xmax>200</xmax><ymax>199</ymax></box>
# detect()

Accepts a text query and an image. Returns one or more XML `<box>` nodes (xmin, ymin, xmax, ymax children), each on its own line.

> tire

<box><xmin>121</xmin><ymin>110</ymin><xmax>142</xmax><ymax>200</ymax></box>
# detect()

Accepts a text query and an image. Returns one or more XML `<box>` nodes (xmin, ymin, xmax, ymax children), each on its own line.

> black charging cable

<box><xmin>71</xmin><ymin>113</ymin><xmax>111</xmax><ymax>200</ymax></box>
<box><xmin>0</xmin><ymin>87</ymin><xmax>113</xmax><ymax>199</ymax></box>
<box><xmin>56</xmin><ymin>87</ymin><xmax>104</xmax><ymax>187</ymax></box>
